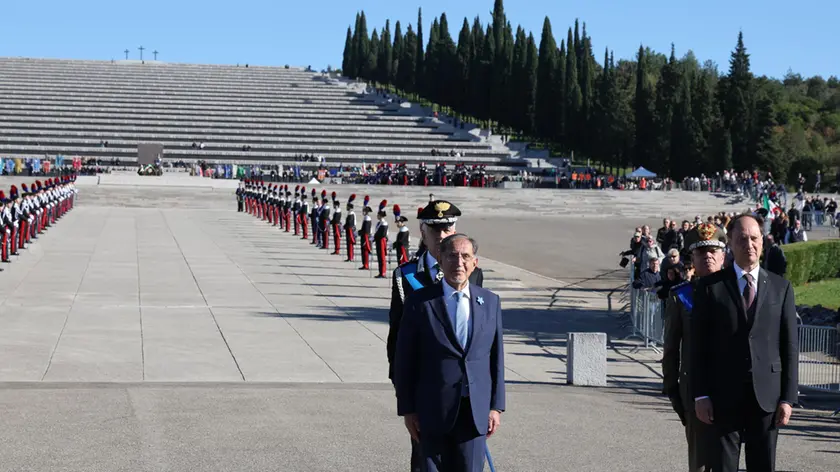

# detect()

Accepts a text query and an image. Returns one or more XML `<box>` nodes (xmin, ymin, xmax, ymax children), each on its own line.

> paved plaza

<box><xmin>0</xmin><ymin>176</ymin><xmax>837</xmax><ymax>471</ymax></box>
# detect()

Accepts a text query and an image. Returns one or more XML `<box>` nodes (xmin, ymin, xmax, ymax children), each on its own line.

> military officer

<box><xmin>358</xmin><ymin>197</ymin><xmax>372</xmax><ymax>270</ymax></box>
<box><xmin>317</xmin><ymin>190</ymin><xmax>331</xmax><ymax>250</ymax></box>
<box><xmin>373</xmin><ymin>200</ymin><xmax>389</xmax><ymax>278</ymax></box>
<box><xmin>385</xmin><ymin>198</ymin><xmax>485</xmax><ymax>472</ymax></box>
<box><xmin>392</xmin><ymin>205</ymin><xmax>410</xmax><ymax>265</ymax></box>
<box><xmin>331</xmin><ymin>191</ymin><xmax>342</xmax><ymax>256</ymax></box>
<box><xmin>344</xmin><ymin>194</ymin><xmax>357</xmax><ymax>262</ymax></box>
<box><xmin>310</xmin><ymin>189</ymin><xmax>319</xmax><ymax>245</ymax></box>
<box><xmin>299</xmin><ymin>188</ymin><xmax>310</xmax><ymax>240</ymax></box>
<box><xmin>0</xmin><ymin>190</ymin><xmax>9</xmax><ymax>265</ymax></box>
<box><xmin>662</xmin><ymin>222</ymin><xmax>727</xmax><ymax>472</ymax></box>
<box><xmin>284</xmin><ymin>187</ymin><xmax>293</xmax><ymax>232</ymax></box>
<box><xmin>236</xmin><ymin>181</ymin><xmax>245</xmax><ymax>212</ymax></box>
<box><xmin>293</xmin><ymin>186</ymin><xmax>302</xmax><ymax>235</ymax></box>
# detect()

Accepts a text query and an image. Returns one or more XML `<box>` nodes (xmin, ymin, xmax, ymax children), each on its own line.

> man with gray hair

<box><xmin>387</xmin><ymin>198</ymin><xmax>484</xmax><ymax>471</ymax></box>
<box><xmin>395</xmin><ymin>233</ymin><xmax>504</xmax><ymax>472</ymax></box>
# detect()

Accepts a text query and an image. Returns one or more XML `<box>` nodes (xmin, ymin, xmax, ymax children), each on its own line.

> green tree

<box><xmin>634</xmin><ymin>45</ymin><xmax>656</xmax><ymax>168</ymax></box>
<box><xmin>356</xmin><ymin>12</ymin><xmax>370</xmax><ymax>79</ymax></box>
<box><xmin>342</xmin><ymin>26</ymin><xmax>353</xmax><ymax>77</ymax></box>
<box><xmin>424</xmin><ymin>17</ymin><xmax>440</xmax><ymax>103</ymax></box>
<box><xmin>523</xmin><ymin>33</ymin><xmax>539</xmax><ymax>136</ymax></box>
<box><xmin>722</xmin><ymin>32</ymin><xmax>753</xmax><ymax>169</ymax></box>
<box><xmin>392</xmin><ymin>21</ymin><xmax>403</xmax><ymax>84</ymax></box>
<box><xmin>565</xmin><ymin>28</ymin><xmax>582</xmax><ymax>151</ymax></box>
<box><xmin>456</xmin><ymin>18</ymin><xmax>474</xmax><ymax>113</ymax></box>
<box><xmin>366</xmin><ymin>29</ymin><xmax>379</xmax><ymax>81</ymax></box>
<box><xmin>654</xmin><ymin>44</ymin><xmax>680</xmax><ymax>175</ymax></box>
<box><xmin>398</xmin><ymin>25</ymin><xmax>418</xmax><ymax>93</ymax></box>
<box><xmin>535</xmin><ymin>17</ymin><xmax>557</xmax><ymax>141</ymax></box>
<box><xmin>416</xmin><ymin>8</ymin><xmax>424</xmax><ymax>94</ymax></box>
<box><xmin>379</xmin><ymin>21</ymin><xmax>393</xmax><ymax>85</ymax></box>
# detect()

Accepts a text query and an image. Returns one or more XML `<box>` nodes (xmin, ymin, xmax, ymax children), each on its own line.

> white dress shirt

<box><xmin>441</xmin><ymin>279</ymin><xmax>471</xmax><ymax>344</ymax></box>
<box><xmin>733</xmin><ymin>263</ymin><xmax>761</xmax><ymax>297</ymax></box>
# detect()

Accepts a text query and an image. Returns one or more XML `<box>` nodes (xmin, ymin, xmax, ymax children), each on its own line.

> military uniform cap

<box><xmin>418</xmin><ymin>200</ymin><xmax>461</xmax><ymax>226</ymax></box>
<box><xmin>684</xmin><ymin>222</ymin><xmax>727</xmax><ymax>252</ymax></box>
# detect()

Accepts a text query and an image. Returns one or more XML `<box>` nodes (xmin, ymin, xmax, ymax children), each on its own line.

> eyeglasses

<box><xmin>444</xmin><ymin>253</ymin><xmax>475</xmax><ymax>263</ymax></box>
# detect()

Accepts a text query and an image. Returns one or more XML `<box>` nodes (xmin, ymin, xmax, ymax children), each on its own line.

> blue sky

<box><xmin>2</xmin><ymin>0</ymin><xmax>836</xmax><ymax>79</ymax></box>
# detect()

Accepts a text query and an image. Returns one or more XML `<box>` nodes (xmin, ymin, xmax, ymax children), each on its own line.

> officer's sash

<box><xmin>674</xmin><ymin>283</ymin><xmax>693</xmax><ymax>311</ymax></box>
<box><xmin>401</xmin><ymin>262</ymin><xmax>425</xmax><ymax>291</ymax></box>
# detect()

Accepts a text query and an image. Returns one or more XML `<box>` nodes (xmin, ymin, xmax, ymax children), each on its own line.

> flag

<box><xmin>762</xmin><ymin>194</ymin><xmax>778</xmax><ymax>213</ymax></box>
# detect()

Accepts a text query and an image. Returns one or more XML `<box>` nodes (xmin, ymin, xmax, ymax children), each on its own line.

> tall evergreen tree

<box><xmin>511</xmin><ymin>26</ymin><xmax>528</xmax><ymax>133</ymax></box>
<box><xmin>469</xmin><ymin>17</ymin><xmax>486</xmax><ymax>119</ymax></box>
<box><xmin>535</xmin><ymin>17</ymin><xmax>557</xmax><ymax>141</ymax></box>
<box><xmin>437</xmin><ymin>13</ymin><xmax>458</xmax><ymax>108</ymax></box>
<box><xmin>398</xmin><ymin>25</ymin><xmax>418</xmax><ymax>93</ymax></box>
<box><xmin>456</xmin><ymin>18</ymin><xmax>473</xmax><ymax>113</ymax></box>
<box><xmin>671</xmin><ymin>78</ymin><xmax>702</xmax><ymax>178</ymax></box>
<box><xmin>416</xmin><ymin>8</ymin><xmax>424</xmax><ymax>95</ymax></box>
<box><xmin>655</xmin><ymin>44</ymin><xmax>680</xmax><ymax>176</ymax></box>
<box><xmin>350</xmin><ymin>13</ymin><xmax>361</xmax><ymax>78</ymax></box>
<box><xmin>523</xmin><ymin>33</ymin><xmax>539</xmax><ymax>136</ymax></box>
<box><xmin>356</xmin><ymin>12</ymin><xmax>370</xmax><ymax>79</ymax></box>
<box><xmin>723</xmin><ymin>32</ymin><xmax>753</xmax><ymax>169</ymax></box>
<box><xmin>578</xmin><ymin>25</ymin><xmax>595</xmax><ymax>156</ymax></box>
<box><xmin>392</xmin><ymin>21</ymin><xmax>403</xmax><ymax>84</ymax></box>
<box><xmin>424</xmin><ymin>17</ymin><xmax>441</xmax><ymax>103</ymax></box>
<box><xmin>565</xmin><ymin>28</ymin><xmax>582</xmax><ymax>151</ymax></box>
<box><xmin>379</xmin><ymin>21</ymin><xmax>393</xmax><ymax>85</ymax></box>
<box><xmin>751</xmin><ymin>90</ymin><xmax>784</xmax><ymax>177</ymax></box>
<box><xmin>634</xmin><ymin>45</ymin><xmax>656</xmax><ymax>168</ymax></box>
<box><xmin>366</xmin><ymin>29</ymin><xmax>379</xmax><ymax>81</ymax></box>
<box><xmin>556</xmin><ymin>39</ymin><xmax>566</xmax><ymax>143</ymax></box>
<box><xmin>492</xmin><ymin>0</ymin><xmax>506</xmax><ymax>55</ymax></box>
<box><xmin>342</xmin><ymin>26</ymin><xmax>353</xmax><ymax>76</ymax></box>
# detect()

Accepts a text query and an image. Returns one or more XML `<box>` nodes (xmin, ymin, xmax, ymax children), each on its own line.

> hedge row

<box><xmin>783</xmin><ymin>239</ymin><xmax>840</xmax><ymax>286</ymax></box>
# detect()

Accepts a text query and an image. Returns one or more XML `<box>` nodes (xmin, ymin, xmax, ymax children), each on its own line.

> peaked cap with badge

<box><xmin>417</xmin><ymin>200</ymin><xmax>461</xmax><ymax>226</ymax></box>
<box><xmin>684</xmin><ymin>222</ymin><xmax>727</xmax><ymax>252</ymax></box>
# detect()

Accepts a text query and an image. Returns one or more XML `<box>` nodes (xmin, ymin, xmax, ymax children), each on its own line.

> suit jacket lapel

<box><xmin>751</xmin><ymin>268</ymin><xmax>770</xmax><ymax>332</ymax></box>
<box><xmin>464</xmin><ymin>286</ymin><xmax>484</xmax><ymax>354</ymax></box>
<box><xmin>723</xmin><ymin>266</ymin><xmax>747</xmax><ymax>321</ymax></box>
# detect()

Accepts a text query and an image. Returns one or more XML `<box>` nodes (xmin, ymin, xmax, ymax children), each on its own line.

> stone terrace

<box><xmin>0</xmin><ymin>57</ymin><xmax>521</xmax><ymax>171</ymax></box>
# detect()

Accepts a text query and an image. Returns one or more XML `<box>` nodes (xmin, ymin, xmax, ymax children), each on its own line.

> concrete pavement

<box><xmin>0</xmin><ymin>178</ymin><xmax>836</xmax><ymax>471</ymax></box>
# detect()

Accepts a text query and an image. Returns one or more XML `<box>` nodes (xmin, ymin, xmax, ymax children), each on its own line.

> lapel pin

<box><xmin>476</xmin><ymin>296</ymin><xmax>484</xmax><ymax>305</ymax></box>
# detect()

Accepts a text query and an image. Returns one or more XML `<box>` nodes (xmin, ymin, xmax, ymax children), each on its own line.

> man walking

<box><xmin>662</xmin><ymin>223</ymin><xmax>726</xmax><ymax>471</ymax></box>
<box><xmin>691</xmin><ymin>214</ymin><xmax>798</xmax><ymax>472</ymax></box>
<box><xmin>395</xmin><ymin>234</ymin><xmax>505</xmax><ymax>472</ymax></box>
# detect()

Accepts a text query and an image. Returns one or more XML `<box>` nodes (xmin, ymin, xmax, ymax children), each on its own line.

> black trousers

<box><xmin>237</xmin><ymin>200</ymin><xmax>243</xmax><ymax>212</ymax></box>
<box><xmin>715</xmin><ymin>382</ymin><xmax>778</xmax><ymax>472</ymax></box>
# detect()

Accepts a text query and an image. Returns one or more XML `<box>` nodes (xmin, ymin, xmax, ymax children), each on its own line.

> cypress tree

<box><xmin>579</xmin><ymin>24</ymin><xmax>595</xmax><ymax>156</ymax></box>
<box><xmin>399</xmin><ymin>25</ymin><xmax>418</xmax><ymax>93</ymax></box>
<box><xmin>379</xmin><ymin>21</ymin><xmax>393</xmax><ymax>85</ymax></box>
<box><xmin>752</xmin><ymin>90</ymin><xmax>784</xmax><ymax>177</ymax></box>
<box><xmin>535</xmin><ymin>17</ymin><xmax>557</xmax><ymax>142</ymax></box>
<box><xmin>424</xmin><ymin>17</ymin><xmax>440</xmax><ymax>103</ymax></box>
<box><xmin>416</xmin><ymin>8</ymin><xmax>424</xmax><ymax>95</ymax></box>
<box><xmin>342</xmin><ymin>26</ymin><xmax>353</xmax><ymax>77</ymax></box>
<box><xmin>524</xmin><ymin>33</ymin><xmax>539</xmax><ymax>136</ymax></box>
<box><xmin>511</xmin><ymin>26</ymin><xmax>528</xmax><ymax>133</ymax></box>
<box><xmin>556</xmin><ymin>39</ymin><xmax>566</xmax><ymax>143</ymax></box>
<box><xmin>634</xmin><ymin>45</ymin><xmax>656</xmax><ymax>168</ymax></box>
<box><xmin>356</xmin><ymin>12</ymin><xmax>370</xmax><ymax>79</ymax></box>
<box><xmin>392</xmin><ymin>22</ymin><xmax>403</xmax><ymax>85</ymax></box>
<box><xmin>655</xmin><ymin>44</ymin><xmax>680</xmax><ymax>176</ymax></box>
<box><xmin>480</xmin><ymin>25</ymin><xmax>496</xmax><ymax>121</ymax></box>
<box><xmin>366</xmin><ymin>29</ymin><xmax>380</xmax><ymax>82</ymax></box>
<box><xmin>456</xmin><ymin>18</ymin><xmax>473</xmax><ymax>113</ymax></box>
<box><xmin>492</xmin><ymin>0</ymin><xmax>506</xmax><ymax>55</ymax></box>
<box><xmin>437</xmin><ymin>13</ymin><xmax>458</xmax><ymax>108</ymax></box>
<box><xmin>565</xmin><ymin>28</ymin><xmax>582</xmax><ymax>151</ymax></box>
<box><xmin>469</xmin><ymin>17</ymin><xmax>486</xmax><ymax>119</ymax></box>
<box><xmin>350</xmin><ymin>13</ymin><xmax>361</xmax><ymax>78</ymax></box>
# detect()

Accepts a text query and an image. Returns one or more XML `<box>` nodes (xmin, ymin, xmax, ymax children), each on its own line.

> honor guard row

<box><xmin>236</xmin><ymin>180</ymin><xmax>412</xmax><ymax>280</ymax></box>
<box><xmin>0</xmin><ymin>175</ymin><xmax>78</xmax><ymax>269</ymax></box>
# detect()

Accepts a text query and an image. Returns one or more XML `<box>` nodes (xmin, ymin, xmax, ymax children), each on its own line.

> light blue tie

<box><xmin>454</xmin><ymin>292</ymin><xmax>469</xmax><ymax>349</ymax></box>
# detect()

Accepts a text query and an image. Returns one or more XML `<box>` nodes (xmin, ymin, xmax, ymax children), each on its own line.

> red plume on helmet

<box><xmin>0</xmin><ymin>190</ymin><xmax>5</xmax><ymax>202</ymax></box>
<box><xmin>393</xmin><ymin>204</ymin><xmax>401</xmax><ymax>221</ymax></box>
<box><xmin>321</xmin><ymin>189</ymin><xmax>327</xmax><ymax>198</ymax></box>
<box><xmin>331</xmin><ymin>191</ymin><xmax>337</xmax><ymax>201</ymax></box>
<box><xmin>301</xmin><ymin>186</ymin><xmax>306</xmax><ymax>194</ymax></box>
<box><xmin>311</xmin><ymin>188</ymin><xmax>316</xmax><ymax>196</ymax></box>
<box><xmin>417</xmin><ymin>207</ymin><xmax>424</xmax><ymax>218</ymax></box>
<box><xmin>295</xmin><ymin>185</ymin><xmax>300</xmax><ymax>192</ymax></box>
<box><xmin>363</xmin><ymin>195</ymin><xmax>370</xmax><ymax>208</ymax></box>
<box><xmin>379</xmin><ymin>199</ymin><xmax>388</xmax><ymax>212</ymax></box>
<box><xmin>347</xmin><ymin>194</ymin><xmax>356</xmax><ymax>205</ymax></box>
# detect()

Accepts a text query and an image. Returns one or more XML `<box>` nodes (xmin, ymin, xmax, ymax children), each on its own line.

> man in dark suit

<box><xmin>662</xmin><ymin>223</ymin><xmax>727</xmax><ymax>471</ymax></box>
<box><xmin>387</xmin><ymin>199</ymin><xmax>484</xmax><ymax>471</ymax></box>
<box><xmin>691</xmin><ymin>214</ymin><xmax>798</xmax><ymax>472</ymax></box>
<box><xmin>395</xmin><ymin>234</ymin><xmax>504</xmax><ymax>472</ymax></box>
<box><xmin>761</xmin><ymin>234</ymin><xmax>787</xmax><ymax>277</ymax></box>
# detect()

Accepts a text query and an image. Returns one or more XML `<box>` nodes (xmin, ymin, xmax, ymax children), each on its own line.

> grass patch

<box><xmin>794</xmin><ymin>278</ymin><xmax>840</xmax><ymax>309</ymax></box>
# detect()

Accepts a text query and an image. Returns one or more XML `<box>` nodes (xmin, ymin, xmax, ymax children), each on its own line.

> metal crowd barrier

<box><xmin>623</xmin><ymin>265</ymin><xmax>840</xmax><ymax>407</ymax></box>
<box><xmin>798</xmin><ymin>324</ymin><xmax>840</xmax><ymax>400</ymax></box>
